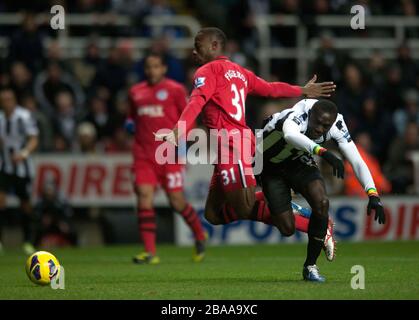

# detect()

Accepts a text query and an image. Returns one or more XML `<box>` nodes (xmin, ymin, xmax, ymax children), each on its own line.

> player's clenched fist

<box><xmin>154</xmin><ymin>130</ymin><xmax>178</xmax><ymax>146</ymax></box>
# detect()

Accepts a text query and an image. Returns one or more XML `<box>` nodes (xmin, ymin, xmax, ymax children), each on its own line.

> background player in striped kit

<box><xmin>0</xmin><ymin>87</ymin><xmax>39</xmax><ymax>255</ymax></box>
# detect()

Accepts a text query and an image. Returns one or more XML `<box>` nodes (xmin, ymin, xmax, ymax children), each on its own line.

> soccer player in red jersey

<box><xmin>157</xmin><ymin>28</ymin><xmax>336</xmax><ymax>261</ymax></box>
<box><xmin>126</xmin><ymin>53</ymin><xmax>206</xmax><ymax>264</ymax></box>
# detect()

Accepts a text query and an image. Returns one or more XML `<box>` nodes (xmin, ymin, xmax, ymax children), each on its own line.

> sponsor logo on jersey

<box><xmin>194</xmin><ymin>77</ymin><xmax>206</xmax><ymax>88</ymax></box>
<box><xmin>137</xmin><ymin>105</ymin><xmax>164</xmax><ymax>117</ymax></box>
<box><xmin>156</xmin><ymin>89</ymin><xmax>168</xmax><ymax>101</ymax></box>
<box><xmin>344</xmin><ymin>131</ymin><xmax>352</xmax><ymax>142</ymax></box>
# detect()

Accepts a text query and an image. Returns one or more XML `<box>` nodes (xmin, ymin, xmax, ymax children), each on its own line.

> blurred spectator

<box><xmin>34</xmin><ymin>178</ymin><xmax>78</xmax><ymax>247</ymax></box>
<box><xmin>367</xmin><ymin>51</ymin><xmax>387</xmax><ymax>89</ymax></box>
<box><xmin>22</xmin><ymin>95</ymin><xmax>53</xmax><ymax>152</ymax></box>
<box><xmin>52</xmin><ymin>91</ymin><xmax>78</xmax><ymax>148</ymax></box>
<box><xmin>9</xmin><ymin>61</ymin><xmax>33</xmax><ymax>99</ymax></box>
<box><xmin>92</xmin><ymin>46</ymin><xmax>129</xmax><ymax>101</ymax></box>
<box><xmin>72</xmin><ymin>40</ymin><xmax>104</xmax><ymax>89</ymax></box>
<box><xmin>34</xmin><ymin>62</ymin><xmax>85</xmax><ymax>117</ymax></box>
<box><xmin>225</xmin><ymin>40</ymin><xmax>250</xmax><ymax>69</ymax></box>
<box><xmin>379</xmin><ymin>64</ymin><xmax>405</xmax><ymax>114</ymax></box>
<box><xmin>53</xmin><ymin>135</ymin><xmax>71</xmax><ymax>153</ymax></box>
<box><xmin>337</xmin><ymin>64</ymin><xmax>371</xmax><ymax>124</ymax></box>
<box><xmin>75</xmin><ymin>122</ymin><xmax>102</xmax><ymax>153</ymax></box>
<box><xmin>312</xmin><ymin>31</ymin><xmax>348</xmax><ymax>85</ymax></box>
<box><xmin>384</xmin><ymin>122</ymin><xmax>419</xmax><ymax>194</ymax></box>
<box><xmin>134</xmin><ymin>36</ymin><xmax>185</xmax><ymax>83</ymax></box>
<box><xmin>84</xmin><ymin>96</ymin><xmax>114</xmax><ymax>140</ymax></box>
<box><xmin>393</xmin><ymin>89</ymin><xmax>419</xmax><ymax>136</ymax></box>
<box><xmin>344</xmin><ymin>132</ymin><xmax>391</xmax><ymax>197</ymax></box>
<box><xmin>7</xmin><ymin>13</ymin><xmax>44</xmax><ymax>73</ymax></box>
<box><xmin>396</xmin><ymin>43</ymin><xmax>419</xmax><ymax>89</ymax></box>
<box><xmin>111</xmin><ymin>0</ymin><xmax>148</xmax><ymax>16</ymax></box>
<box><xmin>105</xmin><ymin>128</ymin><xmax>132</xmax><ymax>153</ymax></box>
<box><xmin>354</xmin><ymin>97</ymin><xmax>395</xmax><ymax>162</ymax></box>
<box><xmin>71</xmin><ymin>0</ymin><xmax>110</xmax><ymax>13</ymax></box>
<box><xmin>140</xmin><ymin>0</ymin><xmax>182</xmax><ymax>39</ymax></box>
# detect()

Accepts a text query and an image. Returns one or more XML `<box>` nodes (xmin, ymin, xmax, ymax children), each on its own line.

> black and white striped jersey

<box><xmin>257</xmin><ymin>99</ymin><xmax>352</xmax><ymax>167</ymax></box>
<box><xmin>0</xmin><ymin>106</ymin><xmax>39</xmax><ymax>178</ymax></box>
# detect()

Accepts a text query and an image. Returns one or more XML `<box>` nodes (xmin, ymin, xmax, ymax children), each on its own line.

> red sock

<box><xmin>251</xmin><ymin>200</ymin><xmax>273</xmax><ymax>224</ymax></box>
<box><xmin>180</xmin><ymin>204</ymin><xmax>206</xmax><ymax>241</ymax></box>
<box><xmin>294</xmin><ymin>214</ymin><xmax>309</xmax><ymax>233</ymax></box>
<box><xmin>137</xmin><ymin>209</ymin><xmax>156</xmax><ymax>255</ymax></box>
<box><xmin>255</xmin><ymin>191</ymin><xmax>265</xmax><ymax>202</ymax></box>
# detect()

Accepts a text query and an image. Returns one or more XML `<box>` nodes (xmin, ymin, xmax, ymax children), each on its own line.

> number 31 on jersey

<box><xmin>230</xmin><ymin>84</ymin><xmax>245</xmax><ymax>121</ymax></box>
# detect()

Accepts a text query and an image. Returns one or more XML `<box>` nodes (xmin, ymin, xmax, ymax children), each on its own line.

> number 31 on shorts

<box><xmin>221</xmin><ymin>168</ymin><xmax>237</xmax><ymax>186</ymax></box>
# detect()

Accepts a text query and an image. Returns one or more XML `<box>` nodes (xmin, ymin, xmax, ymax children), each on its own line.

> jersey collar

<box><xmin>215</xmin><ymin>55</ymin><xmax>229</xmax><ymax>60</ymax></box>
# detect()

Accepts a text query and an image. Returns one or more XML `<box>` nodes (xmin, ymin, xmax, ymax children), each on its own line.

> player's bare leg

<box><xmin>20</xmin><ymin>199</ymin><xmax>36</xmax><ymax>255</ymax></box>
<box><xmin>167</xmin><ymin>190</ymin><xmax>207</xmax><ymax>262</ymax></box>
<box><xmin>132</xmin><ymin>184</ymin><xmax>160</xmax><ymax>265</ymax></box>
<box><xmin>205</xmin><ymin>184</ymin><xmax>310</xmax><ymax>231</ymax></box>
<box><xmin>299</xmin><ymin>179</ymin><xmax>330</xmax><ymax>282</ymax></box>
<box><xmin>204</xmin><ymin>180</ymin><xmax>227</xmax><ymax>225</ymax></box>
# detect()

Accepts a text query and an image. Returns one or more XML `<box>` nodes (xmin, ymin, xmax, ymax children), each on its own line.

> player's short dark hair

<box><xmin>144</xmin><ymin>52</ymin><xmax>167</xmax><ymax>66</ymax></box>
<box><xmin>198</xmin><ymin>27</ymin><xmax>227</xmax><ymax>50</ymax></box>
<box><xmin>312</xmin><ymin>99</ymin><xmax>338</xmax><ymax>116</ymax></box>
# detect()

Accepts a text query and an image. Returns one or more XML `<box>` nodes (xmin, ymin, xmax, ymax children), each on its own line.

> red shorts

<box><xmin>209</xmin><ymin>129</ymin><xmax>256</xmax><ymax>192</ymax></box>
<box><xmin>132</xmin><ymin>160</ymin><xmax>185</xmax><ymax>192</ymax></box>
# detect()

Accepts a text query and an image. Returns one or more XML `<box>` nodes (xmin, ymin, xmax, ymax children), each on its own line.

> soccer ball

<box><xmin>25</xmin><ymin>251</ymin><xmax>60</xmax><ymax>286</ymax></box>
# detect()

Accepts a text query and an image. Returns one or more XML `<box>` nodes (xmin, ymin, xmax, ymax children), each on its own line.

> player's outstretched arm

<box><xmin>154</xmin><ymin>95</ymin><xmax>207</xmax><ymax>146</ymax></box>
<box><xmin>339</xmin><ymin>141</ymin><xmax>386</xmax><ymax>224</ymax></box>
<box><xmin>248</xmin><ymin>72</ymin><xmax>335</xmax><ymax>98</ymax></box>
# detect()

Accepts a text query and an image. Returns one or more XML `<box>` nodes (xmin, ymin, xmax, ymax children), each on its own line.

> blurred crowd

<box><xmin>0</xmin><ymin>0</ymin><xmax>418</xmax><ymax>195</ymax></box>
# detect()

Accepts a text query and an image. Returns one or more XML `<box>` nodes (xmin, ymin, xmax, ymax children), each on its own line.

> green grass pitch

<box><xmin>1</xmin><ymin>241</ymin><xmax>418</xmax><ymax>299</ymax></box>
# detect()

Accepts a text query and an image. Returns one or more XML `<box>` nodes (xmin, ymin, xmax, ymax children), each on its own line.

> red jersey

<box><xmin>128</xmin><ymin>78</ymin><xmax>187</xmax><ymax>161</ymax></box>
<box><xmin>176</xmin><ymin>56</ymin><xmax>302</xmax><ymax>134</ymax></box>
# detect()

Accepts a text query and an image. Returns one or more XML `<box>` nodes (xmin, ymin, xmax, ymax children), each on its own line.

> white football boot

<box><xmin>323</xmin><ymin>218</ymin><xmax>336</xmax><ymax>261</ymax></box>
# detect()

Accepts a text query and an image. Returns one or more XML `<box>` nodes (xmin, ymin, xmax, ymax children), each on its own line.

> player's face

<box><xmin>144</xmin><ymin>56</ymin><xmax>167</xmax><ymax>85</ymax></box>
<box><xmin>306</xmin><ymin>111</ymin><xmax>336</xmax><ymax>139</ymax></box>
<box><xmin>0</xmin><ymin>90</ymin><xmax>17</xmax><ymax>113</ymax></box>
<box><xmin>193</xmin><ymin>33</ymin><xmax>215</xmax><ymax>65</ymax></box>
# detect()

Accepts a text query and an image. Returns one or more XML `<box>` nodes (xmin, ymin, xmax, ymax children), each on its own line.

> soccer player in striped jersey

<box><xmin>258</xmin><ymin>98</ymin><xmax>385</xmax><ymax>282</ymax></box>
<box><xmin>0</xmin><ymin>87</ymin><xmax>39</xmax><ymax>255</ymax></box>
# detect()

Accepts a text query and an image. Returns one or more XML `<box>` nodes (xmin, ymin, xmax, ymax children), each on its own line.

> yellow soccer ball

<box><xmin>25</xmin><ymin>251</ymin><xmax>60</xmax><ymax>286</ymax></box>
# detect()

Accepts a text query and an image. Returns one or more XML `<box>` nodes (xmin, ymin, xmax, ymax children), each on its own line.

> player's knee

<box><xmin>136</xmin><ymin>192</ymin><xmax>153</xmax><ymax>210</ymax></box>
<box><xmin>168</xmin><ymin>195</ymin><xmax>187</xmax><ymax>213</ymax></box>
<box><xmin>312</xmin><ymin>197</ymin><xmax>329</xmax><ymax>219</ymax></box>
<box><xmin>279</xmin><ymin>223</ymin><xmax>295</xmax><ymax>237</ymax></box>
<box><xmin>204</xmin><ymin>208</ymin><xmax>223</xmax><ymax>225</ymax></box>
<box><xmin>272</xmin><ymin>213</ymin><xmax>295</xmax><ymax>237</ymax></box>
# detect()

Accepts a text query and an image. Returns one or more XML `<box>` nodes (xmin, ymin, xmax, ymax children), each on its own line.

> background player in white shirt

<box><xmin>0</xmin><ymin>87</ymin><xmax>39</xmax><ymax>254</ymax></box>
